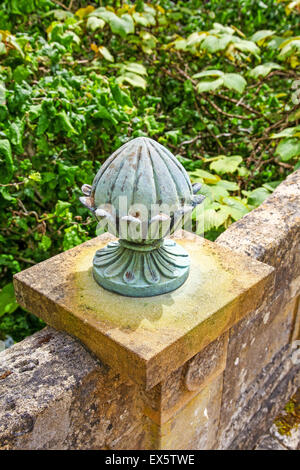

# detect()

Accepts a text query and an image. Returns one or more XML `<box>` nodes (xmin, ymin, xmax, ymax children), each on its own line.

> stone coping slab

<box><xmin>13</xmin><ymin>231</ymin><xmax>273</xmax><ymax>389</ymax></box>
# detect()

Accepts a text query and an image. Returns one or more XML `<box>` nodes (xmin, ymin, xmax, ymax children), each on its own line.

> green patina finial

<box><xmin>80</xmin><ymin>137</ymin><xmax>204</xmax><ymax>297</ymax></box>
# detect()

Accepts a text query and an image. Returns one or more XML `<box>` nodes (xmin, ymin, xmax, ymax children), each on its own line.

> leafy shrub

<box><xmin>0</xmin><ymin>0</ymin><xmax>299</xmax><ymax>342</ymax></box>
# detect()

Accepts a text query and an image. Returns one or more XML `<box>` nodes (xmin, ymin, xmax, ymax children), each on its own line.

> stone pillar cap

<box><xmin>14</xmin><ymin>231</ymin><xmax>273</xmax><ymax>390</ymax></box>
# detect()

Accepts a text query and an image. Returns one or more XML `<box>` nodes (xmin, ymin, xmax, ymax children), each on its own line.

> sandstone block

<box><xmin>13</xmin><ymin>232</ymin><xmax>272</xmax><ymax>390</ymax></box>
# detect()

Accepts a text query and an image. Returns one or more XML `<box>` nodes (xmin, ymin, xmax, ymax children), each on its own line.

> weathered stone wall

<box><xmin>0</xmin><ymin>170</ymin><xmax>299</xmax><ymax>450</ymax></box>
<box><xmin>216</xmin><ymin>169</ymin><xmax>300</xmax><ymax>449</ymax></box>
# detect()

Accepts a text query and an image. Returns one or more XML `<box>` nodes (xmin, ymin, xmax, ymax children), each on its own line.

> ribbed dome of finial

<box><xmin>91</xmin><ymin>137</ymin><xmax>193</xmax><ymax>213</ymax></box>
<box><xmin>79</xmin><ymin>136</ymin><xmax>205</xmax><ymax>296</ymax></box>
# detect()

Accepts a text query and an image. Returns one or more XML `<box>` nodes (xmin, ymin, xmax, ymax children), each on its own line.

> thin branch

<box><xmin>204</xmin><ymin>95</ymin><xmax>254</xmax><ymax>120</ymax></box>
<box><xmin>0</xmin><ymin>181</ymin><xmax>26</xmax><ymax>188</ymax></box>
<box><xmin>50</xmin><ymin>0</ymin><xmax>69</xmax><ymax>10</ymax></box>
<box><xmin>180</xmin><ymin>135</ymin><xmax>200</xmax><ymax>146</ymax></box>
<box><xmin>212</xmin><ymin>92</ymin><xmax>270</xmax><ymax>122</ymax></box>
<box><xmin>15</xmin><ymin>257</ymin><xmax>36</xmax><ymax>265</ymax></box>
<box><xmin>278</xmin><ymin>161</ymin><xmax>293</xmax><ymax>169</ymax></box>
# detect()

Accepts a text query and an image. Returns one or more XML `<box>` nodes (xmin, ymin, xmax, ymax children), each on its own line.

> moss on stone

<box><xmin>274</xmin><ymin>391</ymin><xmax>300</xmax><ymax>436</ymax></box>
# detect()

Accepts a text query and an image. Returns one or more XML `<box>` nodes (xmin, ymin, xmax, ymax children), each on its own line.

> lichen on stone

<box><xmin>274</xmin><ymin>391</ymin><xmax>300</xmax><ymax>437</ymax></box>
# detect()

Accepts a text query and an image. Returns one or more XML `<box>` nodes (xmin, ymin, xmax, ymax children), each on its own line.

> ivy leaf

<box><xmin>123</xmin><ymin>63</ymin><xmax>147</xmax><ymax>75</ymax></box>
<box><xmin>0</xmin><ymin>81</ymin><xmax>5</xmax><ymax>105</ymax></box>
<box><xmin>210</xmin><ymin>156</ymin><xmax>243</xmax><ymax>174</ymax></box>
<box><xmin>271</xmin><ymin>126</ymin><xmax>300</xmax><ymax>139</ymax></box>
<box><xmin>0</xmin><ymin>139</ymin><xmax>13</xmax><ymax>184</ymax></box>
<box><xmin>52</xmin><ymin>10</ymin><xmax>74</xmax><ymax>21</ymax></box>
<box><xmin>278</xmin><ymin>37</ymin><xmax>300</xmax><ymax>59</ymax></box>
<box><xmin>9</xmin><ymin>120</ymin><xmax>24</xmax><ymax>153</ymax></box>
<box><xmin>294</xmin><ymin>160</ymin><xmax>300</xmax><ymax>170</ymax></box>
<box><xmin>233</xmin><ymin>38</ymin><xmax>260</xmax><ymax>56</ymax></box>
<box><xmin>247</xmin><ymin>187</ymin><xmax>270</xmax><ymax>207</ymax></box>
<box><xmin>216</xmin><ymin>180</ymin><xmax>239</xmax><ymax>191</ymax></box>
<box><xmin>196</xmin><ymin>207</ymin><xmax>229</xmax><ymax>233</ymax></box>
<box><xmin>140</xmin><ymin>31</ymin><xmax>158</xmax><ymax>54</ymax></box>
<box><xmin>29</xmin><ymin>171</ymin><xmax>41</xmax><ymax>182</ymax></box>
<box><xmin>86</xmin><ymin>16</ymin><xmax>105</xmax><ymax>31</ymax></box>
<box><xmin>110</xmin><ymin>83</ymin><xmax>133</xmax><ymax>107</ymax></box>
<box><xmin>133</xmin><ymin>12</ymin><xmax>149</xmax><ymax>27</ymax></box>
<box><xmin>172</xmin><ymin>38</ymin><xmax>188</xmax><ymax>51</ymax></box>
<box><xmin>93</xmin><ymin>105</ymin><xmax>118</xmax><ymax>125</ymax></box>
<box><xmin>222</xmin><ymin>197</ymin><xmax>249</xmax><ymax>220</ymax></box>
<box><xmin>262</xmin><ymin>181</ymin><xmax>281</xmax><ymax>192</ymax></box>
<box><xmin>288</xmin><ymin>108</ymin><xmax>300</xmax><ymax>123</ymax></box>
<box><xmin>207</xmin><ymin>184</ymin><xmax>229</xmax><ymax>202</ymax></box>
<box><xmin>190</xmin><ymin>169</ymin><xmax>221</xmax><ymax>184</ymax></box>
<box><xmin>133</xmin><ymin>11</ymin><xmax>156</xmax><ymax>27</ymax></box>
<box><xmin>90</xmin><ymin>9</ymin><xmax>135</xmax><ymax>37</ymax></box>
<box><xmin>55</xmin><ymin>200</ymin><xmax>71</xmax><ymax>217</ymax></box>
<box><xmin>98</xmin><ymin>46</ymin><xmax>114</xmax><ymax>62</ymax></box>
<box><xmin>0</xmin><ymin>283</ymin><xmax>18</xmax><ymax>318</ymax></box>
<box><xmin>103</xmin><ymin>12</ymin><xmax>134</xmax><ymax>37</ymax></box>
<box><xmin>63</xmin><ymin>226</ymin><xmax>83</xmax><ymax>251</ymax></box>
<box><xmin>238</xmin><ymin>166</ymin><xmax>250</xmax><ymax>177</ymax></box>
<box><xmin>223</xmin><ymin>73</ymin><xmax>246</xmax><ymax>93</ymax></box>
<box><xmin>38</xmin><ymin>234</ymin><xmax>52</xmax><ymax>252</ymax></box>
<box><xmin>28</xmin><ymin>104</ymin><xmax>41</xmax><ymax>120</ymax></box>
<box><xmin>109</xmin><ymin>13</ymin><xmax>135</xmax><ymax>37</ymax></box>
<box><xmin>193</xmin><ymin>70</ymin><xmax>224</xmax><ymax>79</ymax></box>
<box><xmin>117</xmin><ymin>73</ymin><xmax>147</xmax><ymax>89</ymax></box>
<box><xmin>57</xmin><ymin>111</ymin><xmax>78</xmax><ymax>136</ymax></box>
<box><xmin>13</xmin><ymin>64</ymin><xmax>31</xmax><ymax>83</ymax></box>
<box><xmin>275</xmin><ymin>138</ymin><xmax>300</xmax><ymax>161</ymax></box>
<box><xmin>75</xmin><ymin>6</ymin><xmax>95</xmax><ymax>19</ymax></box>
<box><xmin>251</xmin><ymin>30</ymin><xmax>274</xmax><ymax>44</ymax></box>
<box><xmin>144</xmin><ymin>115</ymin><xmax>164</xmax><ymax>135</ymax></box>
<box><xmin>249</xmin><ymin>62</ymin><xmax>282</xmax><ymax>79</ymax></box>
<box><xmin>197</xmin><ymin>78</ymin><xmax>224</xmax><ymax>93</ymax></box>
<box><xmin>212</xmin><ymin>23</ymin><xmax>235</xmax><ymax>34</ymax></box>
<box><xmin>37</xmin><ymin>112</ymin><xmax>49</xmax><ymax>136</ymax></box>
<box><xmin>0</xmin><ymin>186</ymin><xmax>16</xmax><ymax>202</ymax></box>
<box><xmin>0</xmin><ymin>42</ymin><xmax>6</xmax><ymax>54</ymax></box>
<box><xmin>6</xmin><ymin>33</ymin><xmax>24</xmax><ymax>58</ymax></box>
<box><xmin>201</xmin><ymin>36</ymin><xmax>226</xmax><ymax>53</ymax></box>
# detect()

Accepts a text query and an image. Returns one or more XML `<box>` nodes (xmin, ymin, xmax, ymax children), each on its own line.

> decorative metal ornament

<box><xmin>80</xmin><ymin>137</ymin><xmax>205</xmax><ymax>297</ymax></box>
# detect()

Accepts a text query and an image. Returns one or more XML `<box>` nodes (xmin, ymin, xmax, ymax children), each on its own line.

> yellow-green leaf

<box><xmin>98</xmin><ymin>46</ymin><xmax>114</xmax><ymax>62</ymax></box>
<box><xmin>210</xmin><ymin>156</ymin><xmax>243</xmax><ymax>174</ymax></box>
<box><xmin>75</xmin><ymin>6</ymin><xmax>95</xmax><ymax>19</ymax></box>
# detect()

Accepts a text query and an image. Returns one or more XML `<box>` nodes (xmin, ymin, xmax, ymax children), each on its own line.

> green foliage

<box><xmin>0</xmin><ymin>283</ymin><xmax>18</xmax><ymax>318</ymax></box>
<box><xmin>194</xmin><ymin>70</ymin><xmax>247</xmax><ymax>94</ymax></box>
<box><xmin>209</xmin><ymin>155</ymin><xmax>243</xmax><ymax>174</ymax></box>
<box><xmin>0</xmin><ymin>0</ymin><xmax>299</xmax><ymax>343</ymax></box>
<box><xmin>0</xmin><ymin>139</ymin><xmax>13</xmax><ymax>183</ymax></box>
